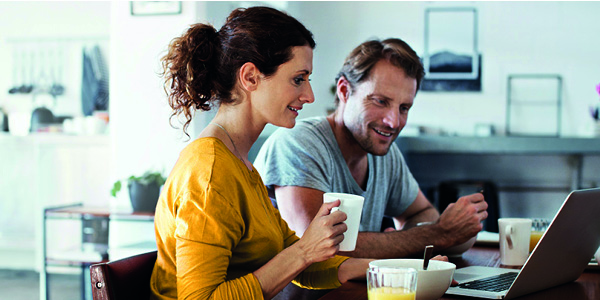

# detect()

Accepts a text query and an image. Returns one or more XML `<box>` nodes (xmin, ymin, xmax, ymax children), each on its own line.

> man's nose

<box><xmin>382</xmin><ymin>109</ymin><xmax>401</xmax><ymax>129</ymax></box>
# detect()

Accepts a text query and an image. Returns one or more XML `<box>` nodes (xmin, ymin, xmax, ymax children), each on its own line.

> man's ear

<box><xmin>238</xmin><ymin>62</ymin><xmax>260</xmax><ymax>92</ymax></box>
<box><xmin>336</xmin><ymin>76</ymin><xmax>351</xmax><ymax>104</ymax></box>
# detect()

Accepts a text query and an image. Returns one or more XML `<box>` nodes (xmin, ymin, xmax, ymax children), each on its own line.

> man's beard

<box><xmin>346</xmin><ymin>123</ymin><xmax>394</xmax><ymax>156</ymax></box>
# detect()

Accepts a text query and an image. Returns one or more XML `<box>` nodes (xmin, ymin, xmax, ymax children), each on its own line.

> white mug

<box><xmin>323</xmin><ymin>192</ymin><xmax>364</xmax><ymax>251</ymax></box>
<box><xmin>8</xmin><ymin>112</ymin><xmax>32</xmax><ymax>136</ymax></box>
<box><xmin>498</xmin><ymin>218</ymin><xmax>532</xmax><ymax>266</ymax></box>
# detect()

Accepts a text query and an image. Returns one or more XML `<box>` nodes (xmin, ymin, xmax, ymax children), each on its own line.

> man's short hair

<box><xmin>334</xmin><ymin>38</ymin><xmax>425</xmax><ymax>105</ymax></box>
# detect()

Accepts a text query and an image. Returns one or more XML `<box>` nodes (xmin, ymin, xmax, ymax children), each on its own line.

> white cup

<box><xmin>84</xmin><ymin>116</ymin><xmax>106</xmax><ymax>135</ymax></box>
<box><xmin>323</xmin><ymin>192</ymin><xmax>364</xmax><ymax>251</ymax></box>
<box><xmin>8</xmin><ymin>112</ymin><xmax>32</xmax><ymax>136</ymax></box>
<box><xmin>498</xmin><ymin>218</ymin><xmax>532</xmax><ymax>266</ymax></box>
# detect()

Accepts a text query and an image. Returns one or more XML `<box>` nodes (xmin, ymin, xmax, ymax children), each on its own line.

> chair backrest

<box><xmin>90</xmin><ymin>251</ymin><xmax>157</xmax><ymax>300</ymax></box>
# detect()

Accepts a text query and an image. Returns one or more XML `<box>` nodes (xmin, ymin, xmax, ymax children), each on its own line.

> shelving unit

<box><xmin>41</xmin><ymin>203</ymin><xmax>155</xmax><ymax>300</ymax></box>
<box><xmin>506</xmin><ymin>74</ymin><xmax>562</xmax><ymax>136</ymax></box>
<box><xmin>396</xmin><ymin>135</ymin><xmax>600</xmax><ymax>220</ymax></box>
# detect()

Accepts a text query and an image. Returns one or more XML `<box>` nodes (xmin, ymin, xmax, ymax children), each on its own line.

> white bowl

<box><xmin>369</xmin><ymin>259</ymin><xmax>456</xmax><ymax>300</ymax></box>
<box><xmin>442</xmin><ymin>235</ymin><xmax>477</xmax><ymax>257</ymax></box>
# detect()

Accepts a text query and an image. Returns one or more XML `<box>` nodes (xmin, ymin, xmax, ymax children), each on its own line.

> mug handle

<box><xmin>505</xmin><ymin>225</ymin><xmax>514</xmax><ymax>249</ymax></box>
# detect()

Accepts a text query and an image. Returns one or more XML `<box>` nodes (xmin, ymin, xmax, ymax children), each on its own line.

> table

<box><xmin>317</xmin><ymin>245</ymin><xmax>600</xmax><ymax>300</ymax></box>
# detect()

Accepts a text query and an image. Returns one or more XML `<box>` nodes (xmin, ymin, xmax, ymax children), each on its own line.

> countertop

<box><xmin>396</xmin><ymin>135</ymin><xmax>600</xmax><ymax>155</ymax></box>
<box><xmin>0</xmin><ymin>132</ymin><xmax>109</xmax><ymax>146</ymax></box>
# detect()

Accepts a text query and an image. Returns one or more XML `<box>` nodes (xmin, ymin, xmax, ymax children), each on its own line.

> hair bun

<box><xmin>187</xmin><ymin>24</ymin><xmax>220</xmax><ymax>56</ymax></box>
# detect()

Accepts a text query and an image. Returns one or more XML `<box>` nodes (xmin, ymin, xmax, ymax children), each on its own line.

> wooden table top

<box><xmin>316</xmin><ymin>245</ymin><xmax>600</xmax><ymax>300</ymax></box>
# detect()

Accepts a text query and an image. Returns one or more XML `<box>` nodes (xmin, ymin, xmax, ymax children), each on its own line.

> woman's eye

<box><xmin>294</xmin><ymin>77</ymin><xmax>305</xmax><ymax>85</ymax></box>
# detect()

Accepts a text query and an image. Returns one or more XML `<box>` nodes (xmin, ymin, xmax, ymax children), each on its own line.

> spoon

<box><xmin>423</xmin><ymin>245</ymin><xmax>434</xmax><ymax>270</ymax></box>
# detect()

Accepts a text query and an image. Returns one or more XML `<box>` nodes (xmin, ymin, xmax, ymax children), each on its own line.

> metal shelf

<box><xmin>41</xmin><ymin>203</ymin><xmax>155</xmax><ymax>300</ymax></box>
<box><xmin>397</xmin><ymin>135</ymin><xmax>600</xmax><ymax>155</ymax></box>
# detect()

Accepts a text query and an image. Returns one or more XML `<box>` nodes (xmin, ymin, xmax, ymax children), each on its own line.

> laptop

<box><xmin>445</xmin><ymin>188</ymin><xmax>600</xmax><ymax>299</ymax></box>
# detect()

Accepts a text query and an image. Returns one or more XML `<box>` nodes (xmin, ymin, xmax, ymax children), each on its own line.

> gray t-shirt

<box><xmin>254</xmin><ymin>117</ymin><xmax>419</xmax><ymax>232</ymax></box>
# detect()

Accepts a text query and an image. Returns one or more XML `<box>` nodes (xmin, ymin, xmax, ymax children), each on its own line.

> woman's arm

<box><xmin>253</xmin><ymin>200</ymin><xmax>347</xmax><ymax>299</ymax></box>
<box><xmin>337</xmin><ymin>258</ymin><xmax>373</xmax><ymax>283</ymax></box>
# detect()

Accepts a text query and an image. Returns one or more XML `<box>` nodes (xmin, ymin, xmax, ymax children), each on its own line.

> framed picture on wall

<box><xmin>131</xmin><ymin>1</ymin><xmax>182</xmax><ymax>16</ymax></box>
<box><xmin>421</xmin><ymin>7</ymin><xmax>482</xmax><ymax>92</ymax></box>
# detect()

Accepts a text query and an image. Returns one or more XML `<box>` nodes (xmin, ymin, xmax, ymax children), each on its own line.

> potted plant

<box><xmin>111</xmin><ymin>171</ymin><xmax>166</xmax><ymax>213</ymax></box>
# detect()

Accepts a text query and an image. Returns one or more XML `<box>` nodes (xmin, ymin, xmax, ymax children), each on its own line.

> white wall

<box><xmin>285</xmin><ymin>1</ymin><xmax>600</xmax><ymax>137</ymax></box>
<box><xmin>0</xmin><ymin>1</ymin><xmax>110</xmax><ymax>117</ymax></box>
<box><xmin>108</xmin><ymin>1</ymin><xmax>202</xmax><ymax>210</ymax></box>
<box><xmin>0</xmin><ymin>2</ymin><xmax>112</xmax><ymax>271</ymax></box>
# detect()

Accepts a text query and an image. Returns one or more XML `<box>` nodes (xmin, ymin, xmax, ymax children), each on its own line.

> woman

<box><xmin>150</xmin><ymin>6</ymin><xmax>371</xmax><ymax>300</ymax></box>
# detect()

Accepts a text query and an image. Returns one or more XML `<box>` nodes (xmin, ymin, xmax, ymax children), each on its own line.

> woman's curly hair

<box><xmin>161</xmin><ymin>6</ymin><xmax>315</xmax><ymax>137</ymax></box>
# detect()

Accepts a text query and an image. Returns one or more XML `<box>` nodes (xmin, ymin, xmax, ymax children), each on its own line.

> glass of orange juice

<box><xmin>367</xmin><ymin>267</ymin><xmax>417</xmax><ymax>300</ymax></box>
<box><xmin>529</xmin><ymin>218</ymin><xmax>550</xmax><ymax>252</ymax></box>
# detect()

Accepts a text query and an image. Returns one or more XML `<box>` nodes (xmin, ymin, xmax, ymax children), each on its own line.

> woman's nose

<box><xmin>301</xmin><ymin>82</ymin><xmax>315</xmax><ymax>104</ymax></box>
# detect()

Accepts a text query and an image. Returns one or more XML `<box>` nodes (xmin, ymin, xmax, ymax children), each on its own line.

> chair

<box><xmin>90</xmin><ymin>251</ymin><xmax>157</xmax><ymax>300</ymax></box>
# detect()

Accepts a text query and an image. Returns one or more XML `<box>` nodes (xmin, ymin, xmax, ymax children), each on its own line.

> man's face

<box><xmin>341</xmin><ymin>59</ymin><xmax>417</xmax><ymax>156</ymax></box>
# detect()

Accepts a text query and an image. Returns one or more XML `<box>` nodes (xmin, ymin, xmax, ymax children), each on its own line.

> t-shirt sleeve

<box><xmin>293</xmin><ymin>256</ymin><xmax>349</xmax><ymax>290</ymax></box>
<box><xmin>384</xmin><ymin>147</ymin><xmax>420</xmax><ymax>218</ymax></box>
<box><xmin>254</xmin><ymin>126</ymin><xmax>332</xmax><ymax>193</ymax></box>
<box><xmin>174</xmin><ymin>190</ymin><xmax>264</xmax><ymax>300</ymax></box>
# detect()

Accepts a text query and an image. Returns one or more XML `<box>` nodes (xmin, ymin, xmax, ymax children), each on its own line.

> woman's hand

<box><xmin>253</xmin><ymin>200</ymin><xmax>347</xmax><ymax>299</ymax></box>
<box><xmin>294</xmin><ymin>200</ymin><xmax>348</xmax><ymax>264</ymax></box>
<box><xmin>431</xmin><ymin>255</ymin><xmax>459</xmax><ymax>286</ymax></box>
<box><xmin>431</xmin><ymin>254</ymin><xmax>448</xmax><ymax>262</ymax></box>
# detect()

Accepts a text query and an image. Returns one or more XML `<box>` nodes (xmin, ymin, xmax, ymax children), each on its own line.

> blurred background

<box><xmin>1</xmin><ymin>1</ymin><xmax>599</xmax><ymax>300</ymax></box>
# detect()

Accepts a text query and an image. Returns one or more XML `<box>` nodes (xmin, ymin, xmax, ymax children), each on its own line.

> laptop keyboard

<box><xmin>458</xmin><ymin>272</ymin><xmax>518</xmax><ymax>292</ymax></box>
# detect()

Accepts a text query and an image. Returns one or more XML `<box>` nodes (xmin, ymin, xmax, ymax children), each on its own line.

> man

<box><xmin>254</xmin><ymin>38</ymin><xmax>488</xmax><ymax>258</ymax></box>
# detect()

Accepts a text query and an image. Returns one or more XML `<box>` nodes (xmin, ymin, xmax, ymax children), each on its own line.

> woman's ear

<box><xmin>238</xmin><ymin>62</ymin><xmax>260</xmax><ymax>92</ymax></box>
<box><xmin>336</xmin><ymin>76</ymin><xmax>351</xmax><ymax>104</ymax></box>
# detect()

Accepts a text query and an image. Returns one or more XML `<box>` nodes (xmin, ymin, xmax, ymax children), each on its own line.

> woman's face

<box><xmin>253</xmin><ymin>46</ymin><xmax>314</xmax><ymax>128</ymax></box>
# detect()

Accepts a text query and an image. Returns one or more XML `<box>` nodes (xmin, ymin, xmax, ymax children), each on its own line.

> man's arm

<box><xmin>275</xmin><ymin>186</ymin><xmax>487</xmax><ymax>259</ymax></box>
<box><xmin>354</xmin><ymin>190</ymin><xmax>487</xmax><ymax>258</ymax></box>
<box><xmin>274</xmin><ymin>186</ymin><xmax>324</xmax><ymax>237</ymax></box>
<box><xmin>391</xmin><ymin>190</ymin><xmax>440</xmax><ymax>230</ymax></box>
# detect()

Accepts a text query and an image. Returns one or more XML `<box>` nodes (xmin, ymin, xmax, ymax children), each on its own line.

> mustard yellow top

<box><xmin>150</xmin><ymin>138</ymin><xmax>349</xmax><ymax>300</ymax></box>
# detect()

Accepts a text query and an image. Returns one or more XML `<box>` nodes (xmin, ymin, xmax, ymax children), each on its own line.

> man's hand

<box><xmin>437</xmin><ymin>193</ymin><xmax>488</xmax><ymax>246</ymax></box>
